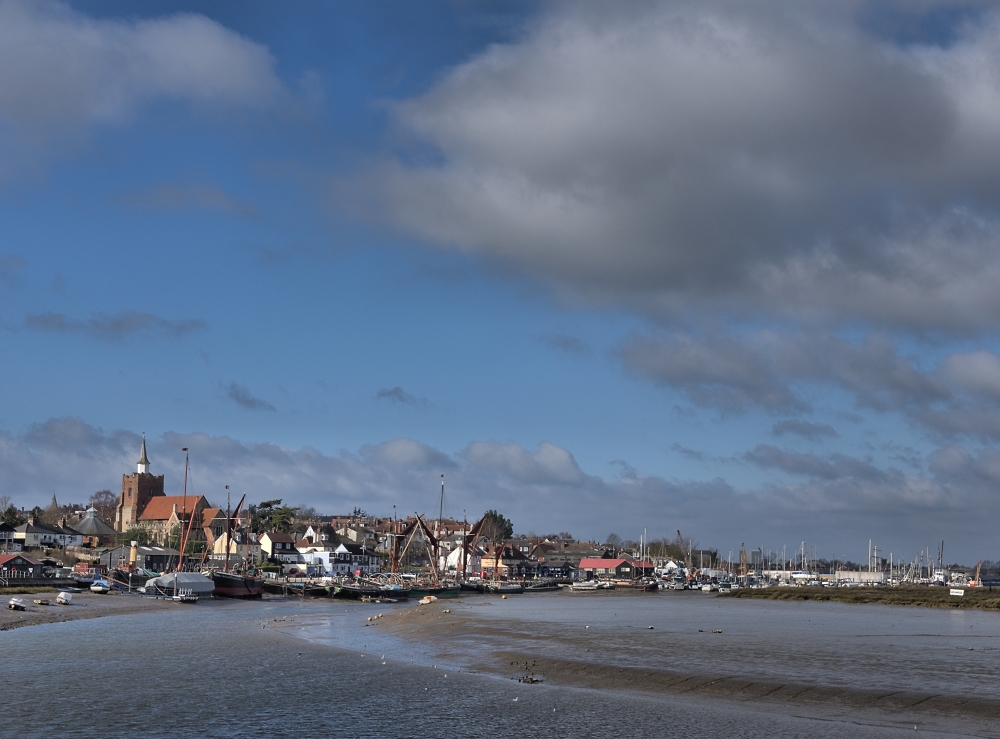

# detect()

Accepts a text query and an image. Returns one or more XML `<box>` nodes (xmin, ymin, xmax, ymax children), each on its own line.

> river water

<box><xmin>3</xmin><ymin>591</ymin><xmax>999</xmax><ymax>738</ymax></box>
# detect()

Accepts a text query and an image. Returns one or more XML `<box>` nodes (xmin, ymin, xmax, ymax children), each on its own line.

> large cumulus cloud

<box><xmin>366</xmin><ymin>2</ymin><xmax>1000</xmax><ymax>332</ymax></box>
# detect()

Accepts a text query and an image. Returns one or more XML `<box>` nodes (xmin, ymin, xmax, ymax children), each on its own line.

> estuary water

<box><xmin>2</xmin><ymin>592</ymin><xmax>998</xmax><ymax>738</ymax></box>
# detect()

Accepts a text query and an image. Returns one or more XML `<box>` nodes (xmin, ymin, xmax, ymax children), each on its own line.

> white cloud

<box><xmin>462</xmin><ymin>440</ymin><xmax>586</xmax><ymax>485</ymax></box>
<box><xmin>0</xmin><ymin>0</ymin><xmax>282</xmax><ymax>178</ymax></box>
<box><xmin>361</xmin><ymin>438</ymin><xmax>454</xmax><ymax>469</ymax></box>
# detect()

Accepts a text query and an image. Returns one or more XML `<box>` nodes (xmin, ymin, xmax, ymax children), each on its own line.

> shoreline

<box><xmin>0</xmin><ymin>590</ymin><xmax>222</xmax><ymax>631</ymax></box>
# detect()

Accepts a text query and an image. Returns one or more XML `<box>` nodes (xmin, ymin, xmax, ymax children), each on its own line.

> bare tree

<box><xmin>89</xmin><ymin>490</ymin><xmax>117</xmax><ymax>522</ymax></box>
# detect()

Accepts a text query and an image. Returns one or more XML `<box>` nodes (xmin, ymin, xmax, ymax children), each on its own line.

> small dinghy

<box><xmin>56</xmin><ymin>591</ymin><xmax>73</xmax><ymax>605</ymax></box>
<box><xmin>8</xmin><ymin>597</ymin><xmax>26</xmax><ymax>611</ymax></box>
<box><xmin>33</xmin><ymin>599</ymin><xmax>50</xmax><ymax>606</ymax></box>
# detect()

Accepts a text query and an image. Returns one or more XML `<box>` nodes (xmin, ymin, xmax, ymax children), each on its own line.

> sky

<box><xmin>3</xmin><ymin>0</ymin><xmax>1000</xmax><ymax>563</ymax></box>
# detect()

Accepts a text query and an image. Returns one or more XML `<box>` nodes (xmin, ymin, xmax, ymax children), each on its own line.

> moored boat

<box><xmin>484</xmin><ymin>581</ymin><xmax>524</xmax><ymax>594</ymax></box>
<box><xmin>90</xmin><ymin>579</ymin><xmax>112</xmax><ymax>594</ymax></box>
<box><xmin>333</xmin><ymin>581</ymin><xmax>383</xmax><ymax>600</ymax></box>
<box><xmin>145</xmin><ymin>572</ymin><xmax>215</xmax><ymax>599</ymax></box>
<box><xmin>380</xmin><ymin>583</ymin><xmax>410</xmax><ymax>601</ymax></box>
<box><xmin>523</xmin><ymin>580</ymin><xmax>560</xmax><ymax>593</ymax></box>
<box><xmin>209</xmin><ymin>570</ymin><xmax>264</xmax><ymax>599</ymax></box>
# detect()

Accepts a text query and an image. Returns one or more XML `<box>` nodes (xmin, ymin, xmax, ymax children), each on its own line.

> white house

<box><xmin>304</xmin><ymin>543</ymin><xmax>381</xmax><ymax>576</ymax></box>
<box><xmin>15</xmin><ymin>519</ymin><xmax>84</xmax><ymax>550</ymax></box>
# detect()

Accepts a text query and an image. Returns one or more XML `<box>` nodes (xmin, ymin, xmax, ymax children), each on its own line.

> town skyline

<box><xmin>4</xmin><ymin>1</ymin><xmax>1000</xmax><ymax>562</ymax></box>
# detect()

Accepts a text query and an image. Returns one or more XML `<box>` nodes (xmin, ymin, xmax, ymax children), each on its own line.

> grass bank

<box><xmin>723</xmin><ymin>585</ymin><xmax>1000</xmax><ymax>609</ymax></box>
<box><xmin>0</xmin><ymin>586</ymin><xmax>59</xmax><ymax>595</ymax></box>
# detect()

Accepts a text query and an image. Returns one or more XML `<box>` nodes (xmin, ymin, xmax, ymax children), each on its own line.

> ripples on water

<box><xmin>2</xmin><ymin>594</ymin><xmax>997</xmax><ymax>738</ymax></box>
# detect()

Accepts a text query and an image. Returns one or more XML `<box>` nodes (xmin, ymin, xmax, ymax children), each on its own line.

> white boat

<box><xmin>418</xmin><ymin>595</ymin><xmax>438</xmax><ymax>605</ymax></box>
<box><xmin>145</xmin><ymin>572</ymin><xmax>214</xmax><ymax>598</ymax></box>
<box><xmin>8</xmin><ymin>597</ymin><xmax>26</xmax><ymax>611</ymax></box>
<box><xmin>56</xmin><ymin>591</ymin><xmax>73</xmax><ymax>605</ymax></box>
<box><xmin>90</xmin><ymin>579</ymin><xmax>111</xmax><ymax>594</ymax></box>
<box><xmin>701</xmin><ymin>582</ymin><xmax>717</xmax><ymax>592</ymax></box>
<box><xmin>570</xmin><ymin>581</ymin><xmax>600</xmax><ymax>591</ymax></box>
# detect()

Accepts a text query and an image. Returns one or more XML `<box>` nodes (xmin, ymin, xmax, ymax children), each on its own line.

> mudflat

<box><xmin>726</xmin><ymin>585</ymin><xmax>1000</xmax><ymax>609</ymax></box>
<box><xmin>372</xmin><ymin>593</ymin><xmax>1000</xmax><ymax>730</ymax></box>
<box><xmin>0</xmin><ymin>591</ymin><xmax>177</xmax><ymax>631</ymax></box>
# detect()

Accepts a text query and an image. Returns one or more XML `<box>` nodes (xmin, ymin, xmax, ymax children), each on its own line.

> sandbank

<box><xmin>374</xmin><ymin>597</ymin><xmax>1000</xmax><ymax>728</ymax></box>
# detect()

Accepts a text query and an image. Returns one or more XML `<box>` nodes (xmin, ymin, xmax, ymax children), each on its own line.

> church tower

<box><xmin>115</xmin><ymin>434</ymin><xmax>165</xmax><ymax>532</ymax></box>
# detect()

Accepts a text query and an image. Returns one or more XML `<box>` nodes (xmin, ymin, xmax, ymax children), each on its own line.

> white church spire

<box><xmin>137</xmin><ymin>433</ymin><xmax>150</xmax><ymax>474</ymax></box>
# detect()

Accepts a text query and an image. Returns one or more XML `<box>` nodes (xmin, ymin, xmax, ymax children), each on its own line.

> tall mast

<box><xmin>177</xmin><ymin>448</ymin><xmax>189</xmax><ymax>573</ymax></box>
<box><xmin>243</xmin><ymin>494</ymin><xmax>250</xmax><ymax>573</ymax></box>
<box><xmin>438</xmin><ymin>474</ymin><xmax>444</xmax><ymax>537</ymax></box>
<box><xmin>224</xmin><ymin>485</ymin><xmax>232</xmax><ymax>573</ymax></box>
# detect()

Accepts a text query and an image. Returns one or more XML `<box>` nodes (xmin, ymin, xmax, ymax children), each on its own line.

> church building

<box><xmin>114</xmin><ymin>437</ymin><xmax>212</xmax><ymax>547</ymax></box>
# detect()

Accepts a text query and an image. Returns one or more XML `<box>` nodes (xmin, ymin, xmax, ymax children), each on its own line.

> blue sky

<box><xmin>3</xmin><ymin>0</ymin><xmax>1000</xmax><ymax>563</ymax></box>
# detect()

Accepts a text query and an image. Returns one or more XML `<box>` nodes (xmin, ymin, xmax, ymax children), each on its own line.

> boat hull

<box><xmin>210</xmin><ymin>571</ymin><xmax>263</xmax><ymax>599</ymax></box>
<box><xmin>523</xmin><ymin>582</ymin><xmax>560</xmax><ymax>593</ymax></box>
<box><xmin>333</xmin><ymin>583</ymin><xmax>382</xmax><ymax>600</ymax></box>
<box><xmin>484</xmin><ymin>583</ymin><xmax>524</xmax><ymax>594</ymax></box>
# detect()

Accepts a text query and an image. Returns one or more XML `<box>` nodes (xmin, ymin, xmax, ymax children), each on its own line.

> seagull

<box><xmin>513</xmin><ymin>697</ymin><xmax>518</xmax><ymax>702</ymax></box>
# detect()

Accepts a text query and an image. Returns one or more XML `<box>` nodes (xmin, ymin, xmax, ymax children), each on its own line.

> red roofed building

<box><xmin>136</xmin><ymin>495</ymin><xmax>211</xmax><ymax>546</ymax></box>
<box><xmin>578</xmin><ymin>556</ymin><xmax>654</xmax><ymax>580</ymax></box>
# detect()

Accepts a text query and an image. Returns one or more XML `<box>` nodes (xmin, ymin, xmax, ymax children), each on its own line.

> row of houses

<box><xmin>261</xmin><ymin>527</ymin><xmax>380</xmax><ymax>575</ymax></box>
<box><xmin>434</xmin><ymin>532</ymin><xmax>658</xmax><ymax>580</ymax></box>
<box><xmin>0</xmin><ymin>506</ymin><xmax>117</xmax><ymax>553</ymax></box>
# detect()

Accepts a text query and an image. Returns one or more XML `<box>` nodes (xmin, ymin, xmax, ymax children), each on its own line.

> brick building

<box><xmin>115</xmin><ymin>436</ymin><xmax>165</xmax><ymax>532</ymax></box>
